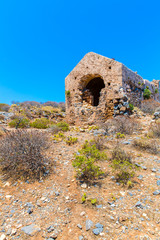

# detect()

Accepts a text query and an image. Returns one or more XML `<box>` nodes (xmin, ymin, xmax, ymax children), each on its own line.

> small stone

<box><xmin>86</xmin><ymin>219</ymin><xmax>93</xmax><ymax>231</ymax></box>
<box><xmin>111</xmin><ymin>176</ymin><xmax>115</xmax><ymax>180</ymax></box>
<box><xmin>4</xmin><ymin>182</ymin><xmax>10</xmax><ymax>187</ymax></box>
<box><xmin>21</xmin><ymin>224</ymin><xmax>41</xmax><ymax>236</ymax></box>
<box><xmin>0</xmin><ymin>234</ymin><xmax>6</xmax><ymax>240</ymax></box>
<box><xmin>77</xmin><ymin>224</ymin><xmax>82</xmax><ymax>229</ymax></box>
<box><xmin>152</xmin><ymin>168</ymin><xmax>156</xmax><ymax>172</ymax></box>
<box><xmin>50</xmin><ymin>231</ymin><xmax>58</xmax><ymax>239</ymax></box>
<box><xmin>122</xmin><ymin>141</ymin><xmax>131</xmax><ymax>145</ymax></box>
<box><xmin>153</xmin><ymin>190</ymin><xmax>160</xmax><ymax>195</ymax></box>
<box><xmin>157</xmin><ymin>180</ymin><xmax>160</xmax><ymax>186</ymax></box>
<box><xmin>27</xmin><ymin>208</ymin><xmax>33</xmax><ymax>214</ymax></box>
<box><xmin>79</xmin><ymin>236</ymin><xmax>83</xmax><ymax>240</ymax></box>
<box><xmin>92</xmin><ymin>228</ymin><xmax>103</xmax><ymax>235</ymax></box>
<box><xmin>135</xmin><ymin>201</ymin><xmax>143</xmax><ymax>209</ymax></box>
<box><xmin>11</xmin><ymin>228</ymin><xmax>17</xmax><ymax>236</ymax></box>
<box><xmin>141</xmin><ymin>166</ymin><xmax>147</xmax><ymax>170</ymax></box>
<box><xmin>95</xmin><ymin>223</ymin><xmax>103</xmax><ymax>228</ymax></box>
<box><xmin>128</xmin><ymin>192</ymin><xmax>133</xmax><ymax>196</ymax></box>
<box><xmin>96</xmin><ymin>205</ymin><xmax>102</xmax><ymax>208</ymax></box>
<box><xmin>5</xmin><ymin>195</ymin><xmax>12</xmax><ymax>199</ymax></box>
<box><xmin>80</xmin><ymin>211</ymin><xmax>85</xmax><ymax>216</ymax></box>
<box><xmin>81</xmin><ymin>183</ymin><xmax>87</xmax><ymax>189</ymax></box>
<box><xmin>47</xmin><ymin>225</ymin><xmax>54</xmax><ymax>233</ymax></box>
<box><xmin>135</xmin><ymin>163</ymin><xmax>141</xmax><ymax>167</ymax></box>
<box><xmin>55</xmin><ymin>192</ymin><xmax>60</xmax><ymax>196</ymax></box>
<box><xmin>138</xmin><ymin>175</ymin><xmax>143</xmax><ymax>180</ymax></box>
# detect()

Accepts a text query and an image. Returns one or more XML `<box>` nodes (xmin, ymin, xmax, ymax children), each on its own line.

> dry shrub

<box><xmin>103</xmin><ymin>116</ymin><xmax>140</xmax><ymax>135</ymax></box>
<box><xmin>0</xmin><ymin>103</ymin><xmax>10</xmax><ymax>112</ymax></box>
<box><xmin>0</xmin><ymin>129</ymin><xmax>51</xmax><ymax>181</ymax></box>
<box><xmin>133</xmin><ymin>138</ymin><xmax>159</xmax><ymax>154</ymax></box>
<box><xmin>0</xmin><ymin>129</ymin><xmax>5</xmax><ymax>137</ymax></box>
<box><xmin>148</xmin><ymin>121</ymin><xmax>160</xmax><ymax>138</ymax></box>
<box><xmin>0</xmin><ymin>115</ymin><xmax>5</xmax><ymax>121</ymax></box>
<box><xmin>89</xmin><ymin>137</ymin><xmax>104</xmax><ymax>150</ymax></box>
<box><xmin>47</xmin><ymin>125</ymin><xmax>61</xmax><ymax>134</ymax></box>
<box><xmin>141</xmin><ymin>99</ymin><xmax>160</xmax><ymax>115</ymax></box>
<box><xmin>110</xmin><ymin>146</ymin><xmax>135</xmax><ymax>184</ymax></box>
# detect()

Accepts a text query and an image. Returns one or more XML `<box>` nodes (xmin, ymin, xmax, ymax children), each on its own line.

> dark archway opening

<box><xmin>82</xmin><ymin>77</ymin><xmax>105</xmax><ymax>106</ymax></box>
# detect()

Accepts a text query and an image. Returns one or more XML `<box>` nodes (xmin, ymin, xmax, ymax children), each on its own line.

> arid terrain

<box><xmin>0</xmin><ymin>101</ymin><xmax>160</xmax><ymax>240</ymax></box>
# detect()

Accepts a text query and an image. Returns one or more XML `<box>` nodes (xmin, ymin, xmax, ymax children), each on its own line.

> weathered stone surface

<box><xmin>65</xmin><ymin>52</ymin><xmax>160</xmax><ymax>124</ymax></box>
<box><xmin>21</xmin><ymin>224</ymin><xmax>41</xmax><ymax>236</ymax></box>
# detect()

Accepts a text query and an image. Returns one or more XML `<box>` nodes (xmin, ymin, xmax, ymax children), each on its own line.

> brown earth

<box><xmin>0</xmin><ymin>115</ymin><xmax>160</xmax><ymax>240</ymax></box>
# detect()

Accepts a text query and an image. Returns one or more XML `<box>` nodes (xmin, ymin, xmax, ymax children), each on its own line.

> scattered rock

<box><xmin>21</xmin><ymin>224</ymin><xmax>41</xmax><ymax>236</ymax></box>
<box><xmin>86</xmin><ymin>219</ymin><xmax>93</xmax><ymax>231</ymax></box>
<box><xmin>77</xmin><ymin>224</ymin><xmax>82</xmax><ymax>229</ymax></box>
<box><xmin>0</xmin><ymin>234</ymin><xmax>6</xmax><ymax>240</ymax></box>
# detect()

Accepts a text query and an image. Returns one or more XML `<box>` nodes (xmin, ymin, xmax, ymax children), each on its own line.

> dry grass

<box><xmin>133</xmin><ymin>138</ymin><xmax>159</xmax><ymax>154</ymax></box>
<box><xmin>103</xmin><ymin>116</ymin><xmax>141</xmax><ymax>135</ymax></box>
<box><xmin>141</xmin><ymin>99</ymin><xmax>160</xmax><ymax>115</ymax></box>
<box><xmin>0</xmin><ymin>129</ymin><xmax>51</xmax><ymax>181</ymax></box>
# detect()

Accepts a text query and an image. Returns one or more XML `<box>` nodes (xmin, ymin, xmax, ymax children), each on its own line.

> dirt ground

<box><xmin>0</xmin><ymin>115</ymin><xmax>160</xmax><ymax>240</ymax></box>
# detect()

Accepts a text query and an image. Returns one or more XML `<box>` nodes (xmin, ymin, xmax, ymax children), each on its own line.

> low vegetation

<box><xmin>103</xmin><ymin>116</ymin><xmax>141</xmax><ymax>135</ymax></box>
<box><xmin>65</xmin><ymin>136</ymin><xmax>78</xmax><ymax>145</ymax></box>
<box><xmin>0</xmin><ymin>129</ymin><xmax>51</xmax><ymax>181</ymax></box>
<box><xmin>110</xmin><ymin>146</ymin><xmax>135</xmax><ymax>185</ymax></box>
<box><xmin>30</xmin><ymin>118</ymin><xmax>50</xmax><ymax>129</ymax></box>
<box><xmin>149</xmin><ymin>121</ymin><xmax>160</xmax><ymax>138</ymax></box>
<box><xmin>9</xmin><ymin>117</ymin><xmax>30</xmax><ymax>128</ymax></box>
<box><xmin>141</xmin><ymin>99</ymin><xmax>160</xmax><ymax>114</ymax></box>
<box><xmin>133</xmin><ymin>137</ymin><xmax>159</xmax><ymax>154</ymax></box>
<box><xmin>72</xmin><ymin>141</ymin><xmax>107</xmax><ymax>182</ymax></box>
<box><xmin>56</xmin><ymin>121</ymin><xmax>69</xmax><ymax>132</ymax></box>
<box><xmin>143</xmin><ymin>88</ymin><xmax>151</xmax><ymax>99</ymax></box>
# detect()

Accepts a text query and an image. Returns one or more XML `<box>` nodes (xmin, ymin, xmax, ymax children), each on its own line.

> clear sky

<box><xmin>0</xmin><ymin>0</ymin><xmax>160</xmax><ymax>104</ymax></box>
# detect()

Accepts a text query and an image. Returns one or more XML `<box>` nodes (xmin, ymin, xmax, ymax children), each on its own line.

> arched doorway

<box><xmin>82</xmin><ymin>77</ymin><xmax>105</xmax><ymax>106</ymax></box>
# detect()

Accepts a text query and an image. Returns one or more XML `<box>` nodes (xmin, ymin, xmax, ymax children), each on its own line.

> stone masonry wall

<box><xmin>65</xmin><ymin>52</ymin><xmax>125</xmax><ymax>124</ymax></box>
<box><xmin>65</xmin><ymin>52</ymin><xmax>160</xmax><ymax>124</ymax></box>
<box><xmin>122</xmin><ymin>64</ymin><xmax>159</xmax><ymax>107</ymax></box>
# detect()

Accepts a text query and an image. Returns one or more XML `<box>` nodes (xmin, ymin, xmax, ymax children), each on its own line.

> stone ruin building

<box><xmin>65</xmin><ymin>52</ymin><xmax>160</xmax><ymax>124</ymax></box>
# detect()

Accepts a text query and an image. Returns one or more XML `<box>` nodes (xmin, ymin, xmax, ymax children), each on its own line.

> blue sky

<box><xmin>0</xmin><ymin>0</ymin><xmax>160</xmax><ymax>104</ymax></box>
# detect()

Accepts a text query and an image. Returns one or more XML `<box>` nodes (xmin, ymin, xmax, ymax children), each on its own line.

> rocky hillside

<box><xmin>0</xmin><ymin>105</ymin><xmax>160</xmax><ymax>240</ymax></box>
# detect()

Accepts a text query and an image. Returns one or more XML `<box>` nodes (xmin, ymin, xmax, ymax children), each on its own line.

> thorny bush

<box><xmin>133</xmin><ymin>138</ymin><xmax>159</xmax><ymax>154</ymax></box>
<box><xmin>0</xmin><ymin>129</ymin><xmax>51</xmax><ymax>181</ymax></box>
<box><xmin>103</xmin><ymin>116</ymin><xmax>141</xmax><ymax>135</ymax></box>
<box><xmin>110</xmin><ymin>146</ymin><xmax>135</xmax><ymax>185</ymax></box>
<box><xmin>141</xmin><ymin>99</ymin><xmax>160</xmax><ymax>115</ymax></box>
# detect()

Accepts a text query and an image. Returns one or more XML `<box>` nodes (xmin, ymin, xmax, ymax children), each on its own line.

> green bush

<box><xmin>143</xmin><ymin>88</ymin><xmax>151</xmax><ymax>99</ymax></box>
<box><xmin>30</xmin><ymin>118</ymin><xmax>49</xmax><ymax>129</ymax></box>
<box><xmin>72</xmin><ymin>142</ymin><xmax>106</xmax><ymax>182</ymax></box>
<box><xmin>9</xmin><ymin>117</ymin><xmax>30</xmax><ymax>128</ymax></box>
<box><xmin>73</xmin><ymin>155</ymin><xmax>104</xmax><ymax>182</ymax></box>
<box><xmin>155</xmin><ymin>88</ymin><xmax>158</xmax><ymax>94</ymax></box>
<box><xmin>81</xmin><ymin>193</ymin><xmax>87</xmax><ymax>203</ymax></box>
<box><xmin>81</xmin><ymin>141</ymin><xmax>107</xmax><ymax>161</ymax></box>
<box><xmin>65</xmin><ymin>136</ymin><xmax>78</xmax><ymax>145</ymax></box>
<box><xmin>116</xmin><ymin>133</ymin><xmax>125</xmax><ymax>139</ymax></box>
<box><xmin>56</xmin><ymin>121</ymin><xmax>69</xmax><ymax>131</ymax></box>
<box><xmin>129</xmin><ymin>103</ymin><xmax>134</xmax><ymax>111</ymax></box>
<box><xmin>110</xmin><ymin>146</ymin><xmax>135</xmax><ymax>184</ymax></box>
<box><xmin>91</xmin><ymin>198</ymin><xmax>97</xmax><ymax>205</ymax></box>
<box><xmin>65</xmin><ymin>90</ymin><xmax>71</xmax><ymax>97</ymax></box>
